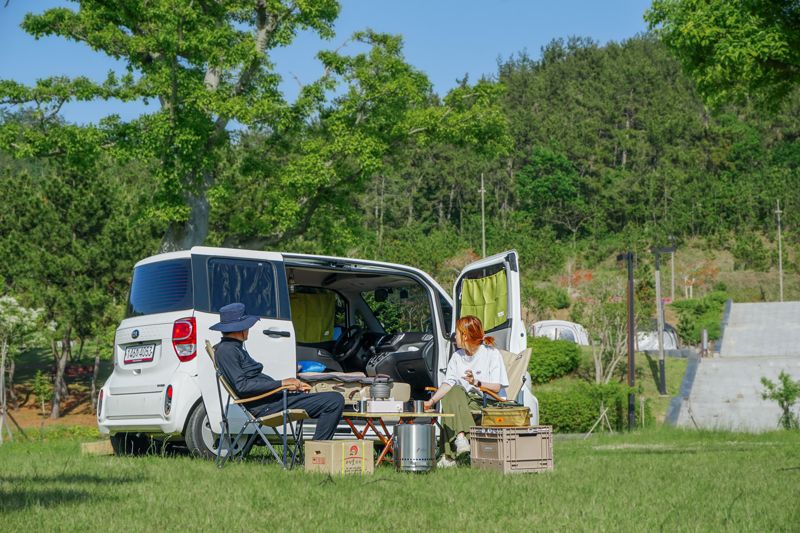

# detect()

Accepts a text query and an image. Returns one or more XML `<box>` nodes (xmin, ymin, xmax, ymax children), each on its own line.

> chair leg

<box><xmin>289</xmin><ymin>419</ymin><xmax>304</xmax><ymax>469</ymax></box>
<box><xmin>255</xmin><ymin>425</ymin><xmax>284</xmax><ymax>465</ymax></box>
<box><xmin>282</xmin><ymin>392</ymin><xmax>288</xmax><ymax>468</ymax></box>
<box><xmin>215</xmin><ymin>420</ymin><xmax>229</xmax><ymax>468</ymax></box>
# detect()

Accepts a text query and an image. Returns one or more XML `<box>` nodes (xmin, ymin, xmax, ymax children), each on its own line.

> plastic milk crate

<box><xmin>469</xmin><ymin>426</ymin><xmax>553</xmax><ymax>474</ymax></box>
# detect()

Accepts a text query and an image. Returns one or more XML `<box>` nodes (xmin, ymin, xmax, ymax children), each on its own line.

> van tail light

<box><xmin>97</xmin><ymin>389</ymin><xmax>104</xmax><ymax>418</ymax></box>
<box><xmin>172</xmin><ymin>317</ymin><xmax>197</xmax><ymax>362</ymax></box>
<box><xmin>164</xmin><ymin>385</ymin><xmax>173</xmax><ymax>415</ymax></box>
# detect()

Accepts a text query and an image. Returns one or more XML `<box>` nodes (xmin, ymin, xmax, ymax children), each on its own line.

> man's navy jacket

<box><xmin>214</xmin><ymin>337</ymin><xmax>282</xmax><ymax>400</ymax></box>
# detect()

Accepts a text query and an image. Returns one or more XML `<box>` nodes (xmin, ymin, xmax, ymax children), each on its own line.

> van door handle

<box><xmin>263</xmin><ymin>329</ymin><xmax>291</xmax><ymax>338</ymax></box>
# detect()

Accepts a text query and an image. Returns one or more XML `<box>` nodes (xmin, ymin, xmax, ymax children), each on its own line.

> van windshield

<box><xmin>126</xmin><ymin>259</ymin><xmax>193</xmax><ymax>317</ymax></box>
<box><xmin>361</xmin><ymin>283</ymin><xmax>433</xmax><ymax>334</ymax></box>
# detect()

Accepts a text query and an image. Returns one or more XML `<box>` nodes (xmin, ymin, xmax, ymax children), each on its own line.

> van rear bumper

<box><xmin>98</xmin><ymin>417</ymin><xmax>179</xmax><ymax>436</ymax></box>
<box><xmin>97</xmin><ymin>374</ymin><xmax>201</xmax><ymax>437</ymax></box>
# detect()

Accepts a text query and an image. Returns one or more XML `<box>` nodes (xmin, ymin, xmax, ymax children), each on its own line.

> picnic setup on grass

<box><xmin>96</xmin><ymin>247</ymin><xmax>553</xmax><ymax>475</ymax></box>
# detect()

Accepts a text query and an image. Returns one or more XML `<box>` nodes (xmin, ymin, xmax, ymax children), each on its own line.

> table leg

<box><xmin>344</xmin><ymin>417</ymin><xmax>365</xmax><ymax>440</ymax></box>
<box><xmin>375</xmin><ymin>418</ymin><xmax>409</xmax><ymax>467</ymax></box>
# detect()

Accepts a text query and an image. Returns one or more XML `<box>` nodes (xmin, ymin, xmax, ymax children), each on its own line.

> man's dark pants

<box><xmin>248</xmin><ymin>391</ymin><xmax>345</xmax><ymax>440</ymax></box>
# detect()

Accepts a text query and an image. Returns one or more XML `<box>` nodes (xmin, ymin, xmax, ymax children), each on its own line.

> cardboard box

<box><xmin>304</xmin><ymin>440</ymin><xmax>374</xmax><ymax>475</ymax></box>
<box><xmin>469</xmin><ymin>426</ymin><xmax>553</xmax><ymax>474</ymax></box>
<box><xmin>80</xmin><ymin>440</ymin><xmax>114</xmax><ymax>456</ymax></box>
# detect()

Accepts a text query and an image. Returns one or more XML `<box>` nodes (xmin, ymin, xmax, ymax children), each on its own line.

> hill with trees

<box><xmin>0</xmin><ymin>2</ymin><xmax>797</xmax><ymax>418</ymax></box>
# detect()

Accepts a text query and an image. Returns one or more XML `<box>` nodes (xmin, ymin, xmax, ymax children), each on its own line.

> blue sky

<box><xmin>0</xmin><ymin>0</ymin><xmax>653</xmax><ymax>124</ymax></box>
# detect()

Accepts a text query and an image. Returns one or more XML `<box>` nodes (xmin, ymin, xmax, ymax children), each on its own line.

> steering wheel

<box><xmin>332</xmin><ymin>326</ymin><xmax>365</xmax><ymax>362</ymax></box>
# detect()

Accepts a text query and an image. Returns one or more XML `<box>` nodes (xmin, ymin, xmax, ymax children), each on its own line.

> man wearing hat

<box><xmin>211</xmin><ymin>302</ymin><xmax>344</xmax><ymax>440</ymax></box>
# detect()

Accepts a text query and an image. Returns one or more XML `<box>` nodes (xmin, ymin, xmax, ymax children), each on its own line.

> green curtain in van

<box><xmin>290</xmin><ymin>291</ymin><xmax>336</xmax><ymax>343</ymax></box>
<box><xmin>459</xmin><ymin>269</ymin><xmax>508</xmax><ymax>331</ymax></box>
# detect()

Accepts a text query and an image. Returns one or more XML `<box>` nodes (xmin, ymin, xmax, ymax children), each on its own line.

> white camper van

<box><xmin>97</xmin><ymin>246</ymin><xmax>537</xmax><ymax>456</ymax></box>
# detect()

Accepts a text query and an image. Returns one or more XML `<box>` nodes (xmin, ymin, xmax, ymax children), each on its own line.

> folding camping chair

<box><xmin>426</xmin><ymin>347</ymin><xmax>534</xmax><ymax>413</ymax></box>
<box><xmin>205</xmin><ymin>340</ymin><xmax>309</xmax><ymax>469</ymax></box>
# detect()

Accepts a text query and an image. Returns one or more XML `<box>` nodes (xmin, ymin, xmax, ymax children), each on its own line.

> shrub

<box><xmin>537</xmin><ymin>386</ymin><xmax>598</xmax><ymax>432</ymax></box>
<box><xmin>670</xmin><ymin>290</ymin><xmax>728</xmax><ymax>344</ymax></box>
<box><xmin>537</xmin><ymin>381</ymin><xmax>652</xmax><ymax>433</ymax></box>
<box><xmin>761</xmin><ymin>371</ymin><xmax>800</xmax><ymax>430</ymax></box>
<box><xmin>528</xmin><ymin>336</ymin><xmax>581</xmax><ymax>384</ymax></box>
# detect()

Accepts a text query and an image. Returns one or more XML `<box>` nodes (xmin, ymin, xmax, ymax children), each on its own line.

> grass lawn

<box><xmin>1</xmin><ymin>427</ymin><xmax>798</xmax><ymax>531</ymax></box>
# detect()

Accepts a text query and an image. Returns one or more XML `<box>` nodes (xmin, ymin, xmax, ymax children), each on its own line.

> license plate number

<box><xmin>124</xmin><ymin>344</ymin><xmax>156</xmax><ymax>364</ymax></box>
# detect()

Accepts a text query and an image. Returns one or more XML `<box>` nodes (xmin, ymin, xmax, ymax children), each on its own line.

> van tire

<box><xmin>185</xmin><ymin>402</ymin><xmax>246</xmax><ymax>459</ymax></box>
<box><xmin>110</xmin><ymin>432</ymin><xmax>153</xmax><ymax>456</ymax></box>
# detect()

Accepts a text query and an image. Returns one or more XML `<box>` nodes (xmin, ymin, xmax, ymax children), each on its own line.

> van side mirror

<box><xmin>374</xmin><ymin>288</ymin><xmax>388</xmax><ymax>302</ymax></box>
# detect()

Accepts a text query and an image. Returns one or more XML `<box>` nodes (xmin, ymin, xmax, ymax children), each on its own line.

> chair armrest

<box><xmin>233</xmin><ymin>385</ymin><xmax>289</xmax><ymax>404</ymax></box>
<box><xmin>479</xmin><ymin>386</ymin><xmax>507</xmax><ymax>403</ymax></box>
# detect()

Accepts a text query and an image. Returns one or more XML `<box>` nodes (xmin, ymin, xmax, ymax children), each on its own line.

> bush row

<box><xmin>537</xmin><ymin>381</ymin><xmax>653</xmax><ymax>433</ymax></box>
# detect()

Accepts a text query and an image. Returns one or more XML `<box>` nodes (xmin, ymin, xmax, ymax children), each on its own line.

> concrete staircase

<box><xmin>673</xmin><ymin>301</ymin><xmax>800</xmax><ymax>432</ymax></box>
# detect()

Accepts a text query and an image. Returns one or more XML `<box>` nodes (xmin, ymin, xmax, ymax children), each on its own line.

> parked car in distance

<box><xmin>530</xmin><ymin>320</ymin><xmax>590</xmax><ymax>346</ymax></box>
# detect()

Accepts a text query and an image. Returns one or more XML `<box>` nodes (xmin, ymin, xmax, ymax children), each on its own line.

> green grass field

<box><xmin>2</xmin><ymin>427</ymin><xmax>798</xmax><ymax>531</ymax></box>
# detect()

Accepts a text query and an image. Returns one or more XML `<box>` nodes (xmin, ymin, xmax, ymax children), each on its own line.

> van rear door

<box><xmin>192</xmin><ymin>247</ymin><xmax>295</xmax><ymax>431</ymax></box>
<box><xmin>452</xmin><ymin>250</ymin><xmax>526</xmax><ymax>354</ymax></box>
<box><xmin>108</xmin><ymin>257</ymin><xmax>193</xmax><ymax>417</ymax></box>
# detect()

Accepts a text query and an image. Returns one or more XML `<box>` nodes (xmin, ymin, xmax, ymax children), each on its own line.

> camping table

<box><xmin>341</xmin><ymin>412</ymin><xmax>454</xmax><ymax>466</ymax></box>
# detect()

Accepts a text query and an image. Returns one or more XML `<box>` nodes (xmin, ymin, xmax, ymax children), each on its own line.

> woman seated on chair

<box><xmin>424</xmin><ymin>315</ymin><xmax>509</xmax><ymax>467</ymax></box>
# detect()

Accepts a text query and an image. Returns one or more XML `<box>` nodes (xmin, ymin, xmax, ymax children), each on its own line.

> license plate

<box><xmin>124</xmin><ymin>344</ymin><xmax>156</xmax><ymax>364</ymax></box>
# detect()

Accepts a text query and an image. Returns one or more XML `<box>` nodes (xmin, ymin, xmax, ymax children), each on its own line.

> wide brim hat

<box><xmin>210</xmin><ymin>302</ymin><xmax>259</xmax><ymax>332</ymax></box>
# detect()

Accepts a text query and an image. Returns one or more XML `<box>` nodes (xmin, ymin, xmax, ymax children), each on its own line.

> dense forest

<box><xmin>1</xmin><ymin>12</ymin><xmax>798</xmax><ymax>416</ymax></box>
<box><xmin>3</xmin><ymin>34</ymin><xmax>798</xmax><ymax>327</ymax></box>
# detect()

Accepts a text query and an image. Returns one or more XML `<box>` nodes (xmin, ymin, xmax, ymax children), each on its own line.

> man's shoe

<box><xmin>454</xmin><ymin>434</ymin><xmax>470</xmax><ymax>455</ymax></box>
<box><xmin>437</xmin><ymin>456</ymin><xmax>457</xmax><ymax>468</ymax></box>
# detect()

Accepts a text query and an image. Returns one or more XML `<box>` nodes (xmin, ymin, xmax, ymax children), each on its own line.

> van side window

<box><xmin>127</xmin><ymin>259</ymin><xmax>193</xmax><ymax>317</ymax></box>
<box><xmin>208</xmin><ymin>258</ymin><xmax>277</xmax><ymax>318</ymax></box>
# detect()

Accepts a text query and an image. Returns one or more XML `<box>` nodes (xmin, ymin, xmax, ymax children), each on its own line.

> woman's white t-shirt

<box><xmin>444</xmin><ymin>344</ymin><xmax>510</xmax><ymax>399</ymax></box>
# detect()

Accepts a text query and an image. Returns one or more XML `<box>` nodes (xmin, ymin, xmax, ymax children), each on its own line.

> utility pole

<box><xmin>618</xmin><ymin>252</ymin><xmax>636</xmax><ymax>430</ymax></box>
<box><xmin>776</xmin><ymin>200</ymin><xmax>784</xmax><ymax>302</ymax></box>
<box><xmin>480</xmin><ymin>172</ymin><xmax>486</xmax><ymax>258</ymax></box>
<box><xmin>652</xmin><ymin>247</ymin><xmax>675</xmax><ymax>395</ymax></box>
<box><xmin>670</xmin><ymin>251</ymin><xmax>675</xmax><ymax>303</ymax></box>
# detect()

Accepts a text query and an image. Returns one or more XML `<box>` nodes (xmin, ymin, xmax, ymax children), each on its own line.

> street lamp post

<box><xmin>618</xmin><ymin>252</ymin><xmax>636</xmax><ymax>430</ymax></box>
<box><xmin>652</xmin><ymin>246</ymin><xmax>676</xmax><ymax>396</ymax></box>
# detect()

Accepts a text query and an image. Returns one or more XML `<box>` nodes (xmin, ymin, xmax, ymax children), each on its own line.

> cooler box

<box><xmin>469</xmin><ymin>426</ymin><xmax>553</xmax><ymax>474</ymax></box>
<box><xmin>480</xmin><ymin>406</ymin><xmax>531</xmax><ymax>427</ymax></box>
<box><xmin>304</xmin><ymin>440</ymin><xmax>374</xmax><ymax>475</ymax></box>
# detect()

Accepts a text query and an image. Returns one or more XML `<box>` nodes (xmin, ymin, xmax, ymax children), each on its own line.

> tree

<box><xmin>2</xmin><ymin>2</ymin><xmax>510</xmax><ymax>253</ymax></box>
<box><xmin>761</xmin><ymin>371</ymin><xmax>800</xmax><ymax>430</ymax></box>
<box><xmin>0</xmin><ymin>295</ymin><xmax>44</xmax><ymax>441</ymax></box>
<box><xmin>209</xmin><ymin>33</ymin><xmax>512</xmax><ymax>250</ymax></box>
<box><xmin>647</xmin><ymin>0</ymin><xmax>800</xmax><ymax>108</ymax></box>
<box><xmin>2</xmin><ymin>0</ymin><xmax>342</xmax><ymax>251</ymax></box>
<box><xmin>0</xmin><ymin>118</ymin><xmax>158</xmax><ymax>418</ymax></box>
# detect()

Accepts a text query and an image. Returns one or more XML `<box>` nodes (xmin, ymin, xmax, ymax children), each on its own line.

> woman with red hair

<box><xmin>425</xmin><ymin>315</ymin><xmax>509</xmax><ymax>467</ymax></box>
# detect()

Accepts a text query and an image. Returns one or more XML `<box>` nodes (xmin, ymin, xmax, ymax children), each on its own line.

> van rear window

<box><xmin>127</xmin><ymin>259</ymin><xmax>193</xmax><ymax>317</ymax></box>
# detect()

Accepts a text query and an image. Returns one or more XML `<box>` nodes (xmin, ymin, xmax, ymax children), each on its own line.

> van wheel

<box><xmin>110</xmin><ymin>432</ymin><xmax>153</xmax><ymax>456</ymax></box>
<box><xmin>184</xmin><ymin>402</ymin><xmax>246</xmax><ymax>459</ymax></box>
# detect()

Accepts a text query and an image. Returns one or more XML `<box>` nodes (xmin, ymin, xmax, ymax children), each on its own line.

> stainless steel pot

<box><xmin>393</xmin><ymin>423</ymin><xmax>436</xmax><ymax>473</ymax></box>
